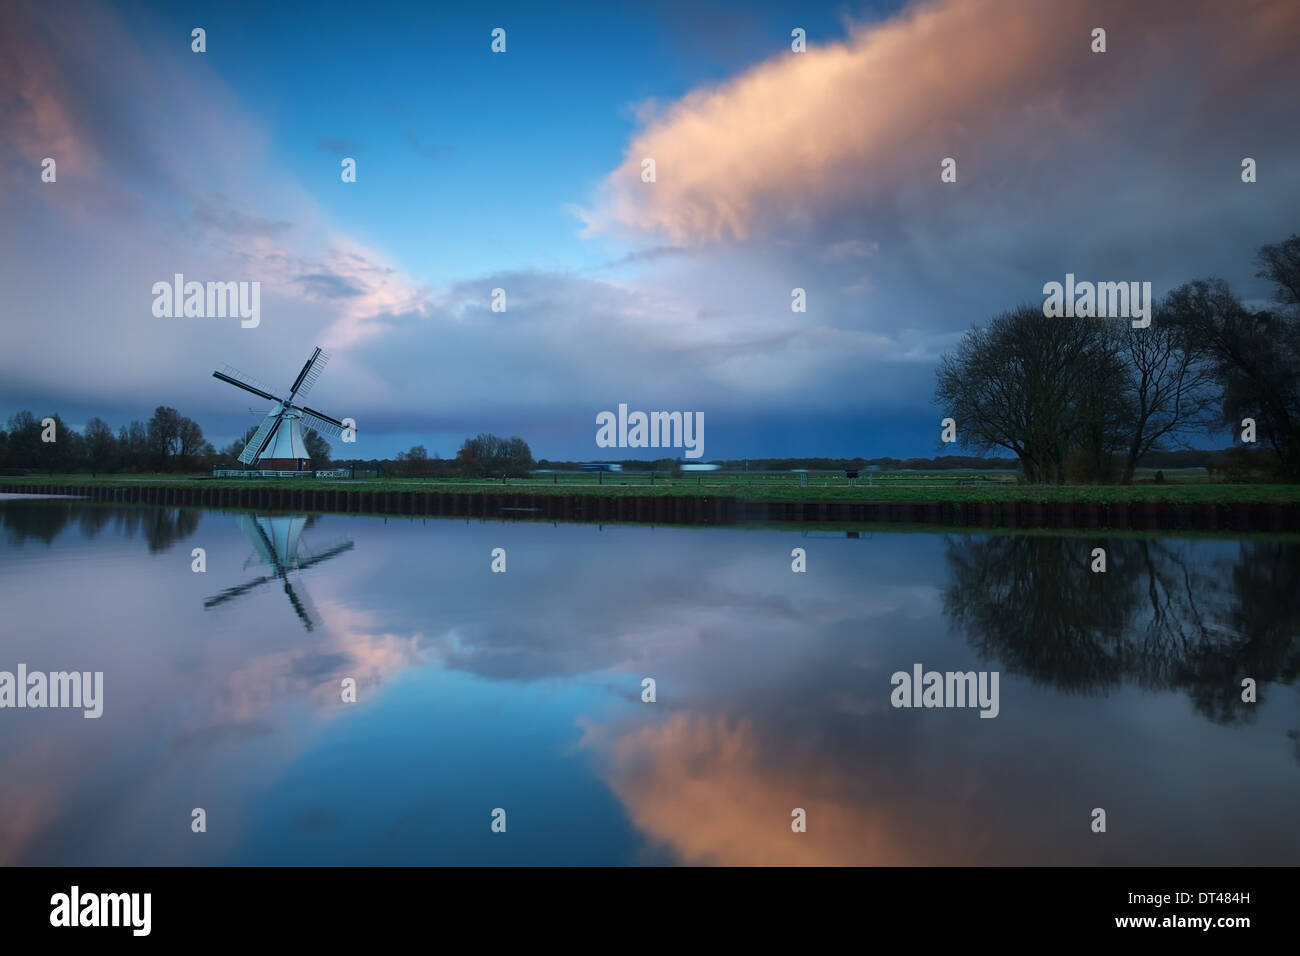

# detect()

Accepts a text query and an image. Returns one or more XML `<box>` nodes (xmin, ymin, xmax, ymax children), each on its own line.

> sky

<box><xmin>1</xmin><ymin>0</ymin><xmax>1298</xmax><ymax>460</ymax></box>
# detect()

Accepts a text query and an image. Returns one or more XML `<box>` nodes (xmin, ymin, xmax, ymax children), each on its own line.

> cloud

<box><xmin>821</xmin><ymin>238</ymin><xmax>878</xmax><ymax>263</ymax></box>
<box><xmin>587</xmin><ymin>244</ymin><xmax>691</xmax><ymax>271</ymax></box>
<box><xmin>314</xmin><ymin>137</ymin><xmax>363</xmax><ymax>155</ymax></box>
<box><xmin>192</xmin><ymin>194</ymin><xmax>293</xmax><ymax>238</ymax></box>
<box><xmin>0</xmin><ymin>0</ymin><xmax>427</xmax><ymax>432</ymax></box>
<box><xmin>0</xmin><ymin>6</ymin><xmax>95</xmax><ymax>179</ymax></box>
<box><xmin>294</xmin><ymin>272</ymin><xmax>366</xmax><ymax>300</ymax></box>
<box><xmin>584</xmin><ymin>0</ymin><xmax>1300</xmax><ymax>244</ymax></box>
<box><xmin>562</xmin><ymin>0</ymin><xmax>1300</xmax><ymax>455</ymax></box>
<box><xmin>403</xmin><ymin>131</ymin><xmax>453</xmax><ymax>161</ymax></box>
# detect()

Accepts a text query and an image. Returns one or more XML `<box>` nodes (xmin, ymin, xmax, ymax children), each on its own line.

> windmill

<box><xmin>203</xmin><ymin>514</ymin><xmax>354</xmax><ymax>632</ymax></box>
<box><xmin>213</xmin><ymin>346</ymin><xmax>349</xmax><ymax>472</ymax></box>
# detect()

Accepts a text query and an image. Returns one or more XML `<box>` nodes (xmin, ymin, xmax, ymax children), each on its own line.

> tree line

<box><xmin>376</xmin><ymin>434</ymin><xmax>536</xmax><ymax>479</ymax></box>
<box><xmin>0</xmin><ymin>406</ymin><xmax>215</xmax><ymax>474</ymax></box>
<box><xmin>0</xmin><ymin>413</ymin><xmax>529</xmax><ymax>478</ymax></box>
<box><xmin>0</xmin><ymin>408</ymin><xmax>333</xmax><ymax>474</ymax></box>
<box><xmin>935</xmin><ymin>232</ymin><xmax>1300</xmax><ymax>483</ymax></box>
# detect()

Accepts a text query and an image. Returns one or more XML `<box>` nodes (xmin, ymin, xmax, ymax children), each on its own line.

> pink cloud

<box><xmin>585</xmin><ymin>0</ymin><xmax>1300</xmax><ymax>243</ymax></box>
<box><xmin>0</xmin><ymin>4</ymin><xmax>99</xmax><ymax>199</ymax></box>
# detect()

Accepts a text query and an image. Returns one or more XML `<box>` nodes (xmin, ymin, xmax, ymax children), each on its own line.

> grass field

<box><xmin>6</xmin><ymin>470</ymin><xmax>1300</xmax><ymax>504</ymax></box>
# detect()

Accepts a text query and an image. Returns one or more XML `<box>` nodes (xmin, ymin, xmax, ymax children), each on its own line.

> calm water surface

<box><xmin>1</xmin><ymin>498</ymin><xmax>1297</xmax><ymax>865</ymax></box>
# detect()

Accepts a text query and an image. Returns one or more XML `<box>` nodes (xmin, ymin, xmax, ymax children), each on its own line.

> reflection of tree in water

<box><xmin>943</xmin><ymin>535</ymin><xmax>1300</xmax><ymax>728</ymax></box>
<box><xmin>943</xmin><ymin>535</ymin><xmax>1140</xmax><ymax>693</ymax></box>
<box><xmin>1175</xmin><ymin>541</ymin><xmax>1300</xmax><ymax>725</ymax></box>
<box><xmin>1</xmin><ymin>500</ymin><xmax>72</xmax><ymax>545</ymax></box>
<box><xmin>75</xmin><ymin>505</ymin><xmax>114</xmax><ymax>541</ymax></box>
<box><xmin>140</xmin><ymin>507</ymin><xmax>201</xmax><ymax>552</ymax></box>
<box><xmin>1</xmin><ymin>501</ymin><xmax>201</xmax><ymax>552</ymax></box>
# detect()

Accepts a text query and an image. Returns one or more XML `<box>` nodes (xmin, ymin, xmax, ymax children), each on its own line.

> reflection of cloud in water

<box><xmin>0</xmin><ymin>745</ymin><xmax>63</xmax><ymax>865</ymax></box>
<box><xmin>593</xmin><ymin>714</ymin><xmax>993</xmax><ymax>866</ymax></box>
<box><xmin>215</xmin><ymin>599</ymin><xmax>433</xmax><ymax>723</ymax></box>
<box><xmin>0</xmin><ymin>595</ymin><xmax>438</xmax><ymax>864</ymax></box>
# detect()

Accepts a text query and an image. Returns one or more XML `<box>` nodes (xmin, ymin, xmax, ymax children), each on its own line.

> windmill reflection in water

<box><xmin>203</xmin><ymin>514</ymin><xmax>353</xmax><ymax>631</ymax></box>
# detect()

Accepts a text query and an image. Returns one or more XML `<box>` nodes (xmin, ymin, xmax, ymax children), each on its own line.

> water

<box><xmin>1</xmin><ymin>497</ymin><xmax>1296</xmax><ymax>865</ymax></box>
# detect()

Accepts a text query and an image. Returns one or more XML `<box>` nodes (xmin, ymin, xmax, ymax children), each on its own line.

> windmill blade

<box><xmin>299</xmin><ymin>405</ymin><xmax>344</xmax><ymax>427</ymax></box>
<box><xmin>238</xmin><ymin>412</ymin><xmax>281</xmax><ymax>465</ymax></box>
<box><xmin>203</xmin><ymin>569</ymin><xmax>319</xmax><ymax>630</ymax></box>
<box><xmin>281</xmin><ymin>576</ymin><xmax>318</xmax><ymax>632</ymax></box>
<box><xmin>203</xmin><ymin>574</ymin><xmax>276</xmax><ymax>609</ymax></box>
<box><xmin>219</xmin><ymin>364</ymin><xmax>280</xmax><ymax>397</ymax></box>
<box><xmin>298</xmin><ymin>408</ymin><xmax>346</xmax><ymax>439</ymax></box>
<box><xmin>287</xmin><ymin>347</ymin><xmax>330</xmax><ymax>401</ymax></box>
<box><xmin>295</xmin><ymin>539</ymin><xmax>354</xmax><ymax>571</ymax></box>
<box><xmin>214</xmin><ymin>368</ymin><xmax>281</xmax><ymax>404</ymax></box>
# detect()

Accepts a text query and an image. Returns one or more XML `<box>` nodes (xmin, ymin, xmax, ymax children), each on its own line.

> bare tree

<box><xmin>1256</xmin><ymin>233</ymin><xmax>1300</xmax><ymax>311</ymax></box>
<box><xmin>303</xmin><ymin>429</ymin><xmax>332</xmax><ymax>466</ymax></box>
<box><xmin>935</xmin><ymin>305</ymin><xmax>1124</xmax><ymax>483</ymax></box>
<box><xmin>1172</xmin><ymin>275</ymin><xmax>1300</xmax><ymax>480</ymax></box>
<box><xmin>456</xmin><ymin>434</ymin><xmax>534</xmax><ymax>478</ymax></box>
<box><xmin>83</xmin><ymin>417</ymin><xmax>118</xmax><ymax>471</ymax></box>
<box><xmin>147</xmin><ymin>406</ymin><xmax>183</xmax><ymax>468</ymax></box>
<box><xmin>1117</xmin><ymin>302</ymin><xmax>1216</xmax><ymax>483</ymax></box>
<box><xmin>177</xmin><ymin>417</ymin><xmax>205</xmax><ymax>459</ymax></box>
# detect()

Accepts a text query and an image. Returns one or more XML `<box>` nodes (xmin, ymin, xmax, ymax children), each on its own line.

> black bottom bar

<box><xmin>0</xmin><ymin>866</ymin><xmax>1285</xmax><ymax>943</ymax></box>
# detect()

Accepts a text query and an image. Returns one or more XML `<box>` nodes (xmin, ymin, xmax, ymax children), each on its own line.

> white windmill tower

<box><xmin>213</xmin><ymin>346</ymin><xmax>350</xmax><ymax>472</ymax></box>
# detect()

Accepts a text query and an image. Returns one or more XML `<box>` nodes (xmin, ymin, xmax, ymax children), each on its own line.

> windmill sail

<box><xmin>299</xmin><ymin>409</ymin><xmax>346</xmax><ymax>438</ymax></box>
<box><xmin>288</xmin><ymin>349</ymin><xmax>330</xmax><ymax>400</ymax></box>
<box><xmin>295</xmin><ymin>538</ymin><xmax>354</xmax><ymax>571</ymax></box>
<box><xmin>202</xmin><ymin>572</ymin><xmax>278</xmax><ymax>610</ymax></box>
<box><xmin>214</xmin><ymin>366</ymin><xmax>281</xmax><ymax>403</ymax></box>
<box><xmin>280</xmin><ymin>576</ymin><xmax>322</xmax><ymax>631</ymax></box>
<box><xmin>239</xmin><ymin>413</ymin><xmax>280</xmax><ymax>465</ymax></box>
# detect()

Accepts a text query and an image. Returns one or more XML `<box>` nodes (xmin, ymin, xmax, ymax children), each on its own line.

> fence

<box><xmin>211</xmin><ymin>469</ymin><xmax>352</xmax><ymax>479</ymax></box>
